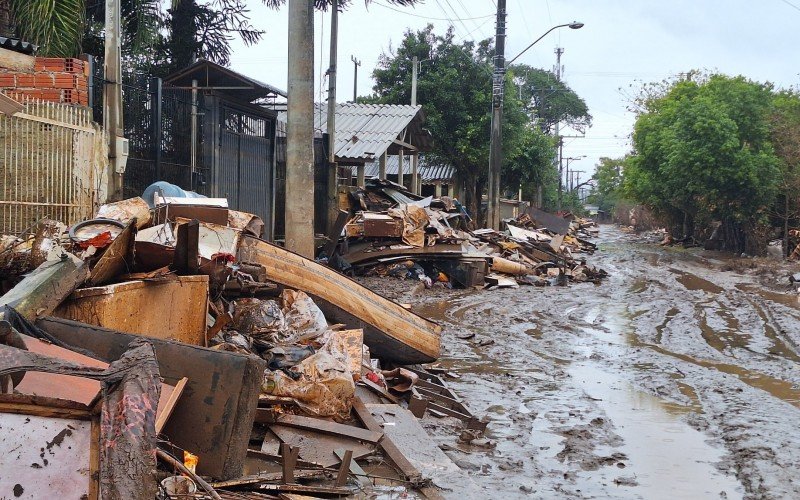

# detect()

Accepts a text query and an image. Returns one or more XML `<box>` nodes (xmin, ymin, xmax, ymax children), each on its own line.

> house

<box><xmin>363</xmin><ymin>155</ymin><xmax>459</xmax><ymax>198</ymax></box>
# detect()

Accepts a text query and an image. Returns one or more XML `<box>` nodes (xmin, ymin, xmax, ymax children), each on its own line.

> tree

<box><xmin>625</xmin><ymin>74</ymin><xmax>780</xmax><ymax>254</ymax></box>
<box><xmin>587</xmin><ymin>156</ymin><xmax>626</xmax><ymax>214</ymax></box>
<box><xmin>509</xmin><ymin>64</ymin><xmax>592</xmax><ymax>134</ymax></box>
<box><xmin>162</xmin><ymin>0</ymin><xmax>263</xmax><ymax>72</ymax></box>
<box><xmin>770</xmin><ymin>90</ymin><xmax>800</xmax><ymax>255</ymax></box>
<box><xmin>10</xmin><ymin>0</ymin><xmax>87</xmax><ymax>57</ymax></box>
<box><xmin>369</xmin><ymin>25</ymin><xmax>552</xmax><ymax>223</ymax></box>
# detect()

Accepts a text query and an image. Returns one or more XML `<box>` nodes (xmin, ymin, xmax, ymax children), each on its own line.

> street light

<box><xmin>564</xmin><ymin>155</ymin><xmax>586</xmax><ymax>191</ymax></box>
<box><xmin>507</xmin><ymin>22</ymin><xmax>584</xmax><ymax>66</ymax></box>
<box><xmin>487</xmin><ymin>20</ymin><xmax>585</xmax><ymax>229</ymax></box>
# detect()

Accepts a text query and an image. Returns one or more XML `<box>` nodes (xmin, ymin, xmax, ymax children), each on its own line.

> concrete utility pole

<box><xmin>325</xmin><ymin>0</ymin><xmax>339</xmax><ymax>231</ymax></box>
<box><xmin>285</xmin><ymin>0</ymin><xmax>315</xmax><ymax>257</ymax></box>
<box><xmin>411</xmin><ymin>56</ymin><xmax>419</xmax><ymax>194</ymax></box>
<box><xmin>104</xmin><ymin>0</ymin><xmax>125</xmax><ymax>201</ymax></box>
<box><xmin>487</xmin><ymin>0</ymin><xmax>506</xmax><ymax>230</ymax></box>
<box><xmin>554</xmin><ymin>46</ymin><xmax>564</xmax><ymax>212</ymax></box>
<box><xmin>411</xmin><ymin>56</ymin><xmax>418</xmax><ymax>106</ymax></box>
<box><xmin>351</xmin><ymin>55</ymin><xmax>361</xmax><ymax>102</ymax></box>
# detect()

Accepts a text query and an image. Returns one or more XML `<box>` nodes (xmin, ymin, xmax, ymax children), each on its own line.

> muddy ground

<box><xmin>357</xmin><ymin>225</ymin><xmax>800</xmax><ymax>500</ymax></box>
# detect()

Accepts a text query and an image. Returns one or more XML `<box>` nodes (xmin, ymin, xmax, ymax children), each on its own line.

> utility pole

<box><xmin>487</xmin><ymin>0</ymin><xmax>506</xmax><ymax>229</ymax></box>
<box><xmin>554</xmin><ymin>46</ymin><xmax>564</xmax><ymax>212</ymax></box>
<box><xmin>411</xmin><ymin>56</ymin><xmax>418</xmax><ymax>106</ymax></box>
<box><xmin>104</xmin><ymin>0</ymin><xmax>125</xmax><ymax>201</ymax></box>
<box><xmin>286</xmin><ymin>0</ymin><xmax>315</xmax><ymax>257</ymax></box>
<box><xmin>325</xmin><ymin>0</ymin><xmax>339</xmax><ymax>233</ymax></box>
<box><xmin>410</xmin><ymin>56</ymin><xmax>419</xmax><ymax>194</ymax></box>
<box><xmin>351</xmin><ymin>55</ymin><xmax>361</xmax><ymax>102</ymax></box>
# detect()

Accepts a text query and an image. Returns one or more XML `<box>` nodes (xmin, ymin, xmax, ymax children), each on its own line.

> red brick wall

<box><xmin>0</xmin><ymin>57</ymin><xmax>89</xmax><ymax>106</ymax></box>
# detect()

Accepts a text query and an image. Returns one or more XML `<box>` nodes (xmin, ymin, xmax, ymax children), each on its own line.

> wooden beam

<box><xmin>351</xmin><ymin>398</ymin><xmax>420</xmax><ymax>481</ymax></box>
<box><xmin>0</xmin><ymin>258</ymin><xmax>88</xmax><ymax>321</ymax></box>
<box><xmin>392</xmin><ymin>138</ymin><xmax>417</xmax><ymax>151</ymax></box>
<box><xmin>237</xmin><ymin>235</ymin><xmax>440</xmax><ymax>364</ymax></box>
<box><xmin>273</xmin><ymin>414</ymin><xmax>382</xmax><ymax>443</ymax></box>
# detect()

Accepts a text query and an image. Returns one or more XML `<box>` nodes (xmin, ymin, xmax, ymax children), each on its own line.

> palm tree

<box><xmin>10</xmin><ymin>0</ymin><xmax>86</xmax><ymax>56</ymax></box>
<box><xmin>4</xmin><ymin>0</ymin><xmax>160</xmax><ymax>58</ymax></box>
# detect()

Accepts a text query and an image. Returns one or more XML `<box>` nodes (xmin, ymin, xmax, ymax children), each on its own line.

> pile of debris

<box><xmin>335</xmin><ymin>180</ymin><xmax>607</xmax><ymax>289</ymax></box>
<box><xmin>0</xmin><ymin>193</ymin><xmax>485</xmax><ymax>498</ymax></box>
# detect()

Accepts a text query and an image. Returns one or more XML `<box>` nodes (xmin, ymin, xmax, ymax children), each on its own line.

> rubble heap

<box><xmin>0</xmin><ymin>194</ymin><xmax>483</xmax><ymax>498</ymax></box>
<box><xmin>333</xmin><ymin>179</ymin><xmax>607</xmax><ymax>289</ymax></box>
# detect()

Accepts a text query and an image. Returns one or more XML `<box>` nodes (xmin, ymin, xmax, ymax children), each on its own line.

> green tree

<box><xmin>770</xmin><ymin>90</ymin><xmax>800</xmax><ymax>255</ymax></box>
<box><xmin>625</xmin><ymin>74</ymin><xmax>780</xmax><ymax>254</ymax></box>
<box><xmin>510</xmin><ymin>64</ymin><xmax>592</xmax><ymax>134</ymax></box>
<box><xmin>587</xmin><ymin>156</ymin><xmax>626</xmax><ymax>214</ymax></box>
<box><xmin>369</xmin><ymin>25</ymin><xmax>552</xmax><ymax>223</ymax></box>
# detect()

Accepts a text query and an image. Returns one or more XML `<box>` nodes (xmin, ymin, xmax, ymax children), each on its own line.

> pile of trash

<box><xmin>0</xmin><ymin>188</ymin><xmax>482</xmax><ymax>498</ymax></box>
<box><xmin>332</xmin><ymin>180</ymin><xmax>607</xmax><ymax>289</ymax></box>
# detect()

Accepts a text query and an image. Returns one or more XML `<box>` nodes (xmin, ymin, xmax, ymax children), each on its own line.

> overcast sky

<box><xmin>228</xmin><ymin>0</ymin><xmax>800</xmax><ymax>178</ymax></box>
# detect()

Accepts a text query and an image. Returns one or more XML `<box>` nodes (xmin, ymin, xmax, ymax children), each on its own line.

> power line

<box><xmin>371</xmin><ymin>1</ymin><xmax>494</xmax><ymax>21</ymax></box>
<box><xmin>442</xmin><ymin>0</ymin><xmax>474</xmax><ymax>39</ymax></box>
<box><xmin>778</xmin><ymin>0</ymin><xmax>800</xmax><ymax>12</ymax></box>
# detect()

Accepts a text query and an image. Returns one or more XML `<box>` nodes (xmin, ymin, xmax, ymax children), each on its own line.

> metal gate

<box><xmin>217</xmin><ymin>104</ymin><xmax>274</xmax><ymax>229</ymax></box>
<box><xmin>0</xmin><ymin>101</ymin><xmax>102</xmax><ymax>233</ymax></box>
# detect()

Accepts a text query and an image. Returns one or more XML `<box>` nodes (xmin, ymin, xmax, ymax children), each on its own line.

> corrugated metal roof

<box><xmin>364</xmin><ymin>155</ymin><xmax>455</xmax><ymax>183</ymax></box>
<box><xmin>0</xmin><ymin>37</ymin><xmax>37</xmax><ymax>55</ymax></box>
<box><xmin>277</xmin><ymin>103</ymin><xmax>425</xmax><ymax>161</ymax></box>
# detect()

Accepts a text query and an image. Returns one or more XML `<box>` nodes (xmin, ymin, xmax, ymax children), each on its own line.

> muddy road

<box><xmin>359</xmin><ymin>225</ymin><xmax>800</xmax><ymax>499</ymax></box>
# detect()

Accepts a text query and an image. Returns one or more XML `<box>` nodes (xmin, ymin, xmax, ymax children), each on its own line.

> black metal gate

<box><xmin>218</xmin><ymin>104</ymin><xmax>273</xmax><ymax>222</ymax></box>
<box><xmin>91</xmin><ymin>67</ymin><xmax>207</xmax><ymax>199</ymax></box>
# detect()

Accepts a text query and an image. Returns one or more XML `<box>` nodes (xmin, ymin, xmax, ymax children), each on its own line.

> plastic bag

<box><xmin>262</xmin><ymin>335</ymin><xmax>355</xmax><ymax>419</ymax></box>
<box><xmin>281</xmin><ymin>289</ymin><xmax>328</xmax><ymax>338</ymax></box>
<box><xmin>231</xmin><ymin>298</ymin><xmax>289</xmax><ymax>344</ymax></box>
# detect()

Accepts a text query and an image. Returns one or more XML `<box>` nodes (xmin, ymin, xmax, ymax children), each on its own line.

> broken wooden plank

<box><xmin>237</xmin><ymin>235</ymin><xmax>440</xmax><ymax>364</ymax></box>
<box><xmin>351</xmin><ymin>398</ymin><xmax>419</xmax><ymax>481</ymax></box>
<box><xmin>211</xmin><ymin>469</ymin><xmax>324</xmax><ymax>489</ymax></box>
<box><xmin>0</xmin><ymin>258</ymin><xmax>87</xmax><ymax>321</ymax></box>
<box><xmin>365</xmin><ymin>404</ymin><xmax>480</xmax><ymax>497</ymax></box>
<box><xmin>88</xmin><ymin>222</ymin><xmax>135</xmax><ymax>286</ymax></box>
<box><xmin>269</xmin><ymin>424</ymin><xmax>376</xmax><ymax>469</ymax></box>
<box><xmin>334</xmin><ymin>449</ymin><xmax>369</xmax><ymax>486</ymax></box>
<box><xmin>272</xmin><ymin>414</ymin><xmax>382</xmax><ymax>443</ymax></box>
<box><xmin>256</xmin><ymin>484</ymin><xmax>349</xmax><ymax>495</ymax></box>
<box><xmin>155</xmin><ymin>376</ymin><xmax>188</xmax><ymax>434</ymax></box>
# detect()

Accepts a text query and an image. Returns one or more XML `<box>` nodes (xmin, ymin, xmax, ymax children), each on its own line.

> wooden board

<box><xmin>155</xmin><ymin>377</ymin><xmax>188</xmax><ymax>434</ymax></box>
<box><xmin>272</xmin><ymin>414</ymin><xmax>382</xmax><ymax>443</ymax></box>
<box><xmin>0</xmin><ymin>412</ymin><xmax>93</xmax><ymax>499</ymax></box>
<box><xmin>237</xmin><ymin>235</ymin><xmax>440</xmax><ymax>364</ymax></box>
<box><xmin>54</xmin><ymin>276</ymin><xmax>208</xmax><ymax>346</ymax></box>
<box><xmin>366</xmin><ymin>404</ymin><xmax>481</xmax><ymax>496</ymax></box>
<box><xmin>269</xmin><ymin>424</ymin><xmax>375</xmax><ymax>468</ymax></box>
<box><xmin>88</xmin><ymin>222</ymin><xmax>135</xmax><ymax>286</ymax></box>
<box><xmin>0</xmin><ymin>258</ymin><xmax>88</xmax><ymax>321</ymax></box>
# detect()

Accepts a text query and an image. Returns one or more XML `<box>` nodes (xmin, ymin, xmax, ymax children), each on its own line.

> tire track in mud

<box><xmin>360</xmin><ymin>228</ymin><xmax>800</xmax><ymax>498</ymax></box>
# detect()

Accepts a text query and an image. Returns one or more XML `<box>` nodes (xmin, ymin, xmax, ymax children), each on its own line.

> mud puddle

<box><xmin>570</xmin><ymin>363</ymin><xmax>742</xmax><ymax>499</ymax></box>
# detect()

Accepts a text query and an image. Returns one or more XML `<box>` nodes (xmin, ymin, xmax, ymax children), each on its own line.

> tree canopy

<box><xmin>624</xmin><ymin>74</ymin><xmax>784</xmax><ymax>253</ymax></box>
<box><xmin>509</xmin><ymin>64</ymin><xmax>592</xmax><ymax>134</ymax></box>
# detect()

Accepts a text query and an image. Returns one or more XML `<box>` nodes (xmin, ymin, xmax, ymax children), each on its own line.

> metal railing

<box><xmin>0</xmin><ymin>99</ymin><xmax>103</xmax><ymax>234</ymax></box>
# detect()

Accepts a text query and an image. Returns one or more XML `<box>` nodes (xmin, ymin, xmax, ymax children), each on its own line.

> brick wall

<box><xmin>0</xmin><ymin>57</ymin><xmax>89</xmax><ymax>106</ymax></box>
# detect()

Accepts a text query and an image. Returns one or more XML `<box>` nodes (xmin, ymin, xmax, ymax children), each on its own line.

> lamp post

<box><xmin>487</xmin><ymin>20</ymin><xmax>584</xmax><ymax>229</ymax></box>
